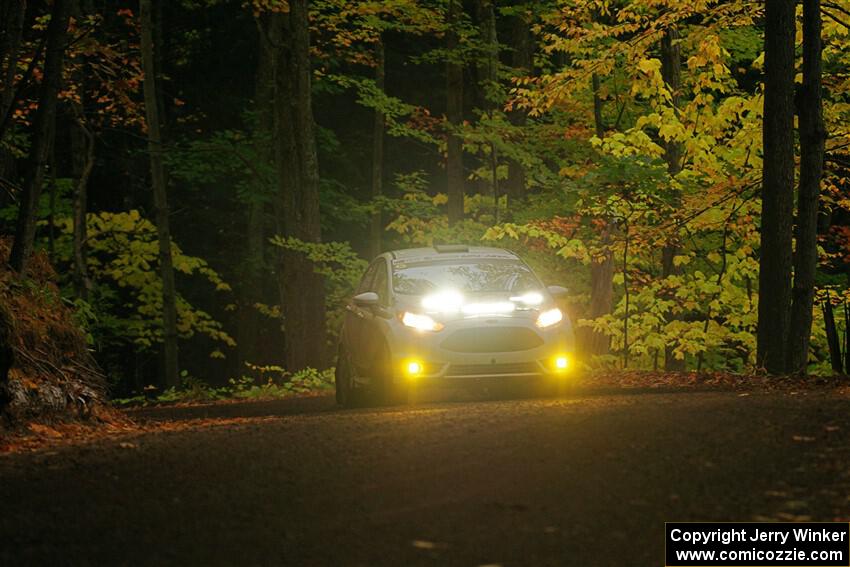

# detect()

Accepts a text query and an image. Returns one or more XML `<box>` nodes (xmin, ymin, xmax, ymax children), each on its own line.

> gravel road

<box><xmin>2</xmin><ymin>390</ymin><xmax>850</xmax><ymax>566</ymax></box>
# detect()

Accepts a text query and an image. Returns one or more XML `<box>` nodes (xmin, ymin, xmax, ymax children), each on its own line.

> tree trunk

<box><xmin>46</xmin><ymin>126</ymin><xmax>57</xmax><ymax>262</ymax></box>
<box><xmin>141</xmin><ymin>0</ymin><xmax>179</xmax><ymax>389</ymax></box>
<box><xmin>446</xmin><ymin>0</ymin><xmax>464</xmax><ymax>225</ymax></box>
<box><xmin>660</xmin><ymin>27</ymin><xmax>683</xmax><ymax>179</ymax></box>
<box><xmin>592</xmin><ymin>74</ymin><xmax>604</xmax><ymax>138</ymax></box>
<box><xmin>71</xmin><ymin>119</ymin><xmax>94</xmax><ymax>301</ymax></box>
<box><xmin>0</xmin><ymin>299</ymin><xmax>14</xmax><ymax>418</ymax></box>
<box><xmin>69</xmin><ymin>0</ymin><xmax>94</xmax><ymax>301</ymax></box>
<box><xmin>583</xmin><ymin>74</ymin><xmax>614</xmax><ymax>357</ymax></box>
<box><xmin>275</xmin><ymin>0</ymin><xmax>327</xmax><ymax>372</ymax></box>
<box><xmin>0</xmin><ymin>0</ymin><xmax>26</xmax><ymax>143</ymax></box>
<box><xmin>587</xmin><ymin>238</ymin><xmax>614</xmax><ymax>356</ymax></box>
<box><xmin>659</xmin><ymin>25</ymin><xmax>686</xmax><ymax>371</ymax></box>
<box><xmin>844</xmin><ymin>303</ymin><xmax>850</xmax><ymax>374</ymax></box>
<box><xmin>369</xmin><ymin>38</ymin><xmax>385</xmax><ymax>260</ymax></box>
<box><xmin>787</xmin><ymin>0</ymin><xmax>826</xmax><ymax>374</ymax></box>
<box><xmin>505</xmin><ymin>6</ymin><xmax>532</xmax><ymax>209</ymax></box>
<box><xmin>822</xmin><ymin>298</ymin><xmax>842</xmax><ymax>373</ymax></box>
<box><xmin>9</xmin><ymin>0</ymin><xmax>69</xmax><ymax>273</ymax></box>
<box><xmin>475</xmin><ymin>0</ymin><xmax>499</xmax><ymax>222</ymax></box>
<box><xmin>237</xmin><ymin>15</ymin><xmax>278</xmax><ymax>368</ymax></box>
<box><xmin>474</xmin><ymin>0</ymin><xmax>497</xmax><ymax>108</ymax></box>
<box><xmin>758</xmin><ymin>0</ymin><xmax>796</xmax><ymax>375</ymax></box>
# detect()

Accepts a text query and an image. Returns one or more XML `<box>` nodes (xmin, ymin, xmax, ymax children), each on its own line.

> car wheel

<box><xmin>335</xmin><ymin>348</ymin><xmax>359</xmax><ymax>408</ymax></box>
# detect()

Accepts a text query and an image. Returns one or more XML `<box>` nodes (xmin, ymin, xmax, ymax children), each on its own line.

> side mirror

<box><xmin>353</xmin><ymin>291</ymin><xmax>379</xmax><ymax>307</ymax></box>
<box><xmin>547</xmin><ymin>285</ymin><xmax>569</xmax><ymax>298</ymax></box>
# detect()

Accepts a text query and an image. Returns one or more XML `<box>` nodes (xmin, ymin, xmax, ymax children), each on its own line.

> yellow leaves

<box><xmin>558</xmin><ymin>164</ymin><xmax>590</xmax><ymax>179</ymax></box>
<box><xmin>431</xmin><ymin>193</ymin><xmax>448</xmax><ymax>206</ymax></box>
<box><xmin>658</xmin><ymin>121</ymin><xmax>685</xmax><ymax>142</ymax></box>
<box><xmin>632</xmin><ymin>57</ymin><xmax>669</xmax><ymax>100</ymax></box>
<box><xmin>593</xmin><ymin>130</ymin><xmax>664</xmax><ymax>159</ymax></box>
<box><xmin>249</xmin><ymin>0</ymin><xmax>289</xmax><ymax>18</ymax></box>
<box><xmin>672</xmin><ymin>255</ymin><xmax>691</xmax><ymax>267</ymax></box>
<box><xmin>637</xmin><ymin>57</ymin><xmax>661</xmax><ymax>75</ymax></box>
<box><xmin>48</xmin><ymin>209</ymin><xmax>235</xmax><ymax>353</ymax></box>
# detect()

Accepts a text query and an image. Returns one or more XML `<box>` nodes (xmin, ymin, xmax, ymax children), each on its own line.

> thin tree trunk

<box><xmin>823</xmin><ymin>297</ymin><xmax>842</xmax><ymax>373</ymax></box>
<box><xmin>275</xmin><ymin>0</ymin><xmax>327</xmax><ymax>371</ymax></box>
<box><xmin>0</xmin><ymin>300</ymin><xmax>14</xmax><ymax>417</ymax></box>
<box><xmin>141</xmin><ymin>0</ymin><xmax>179</xmax><ymax>389</ymax></box>
<box><xmin>10</xmin><ymin>0</ymin><xmax>70</xmax><ymax>273</ymax></box>
<box><xmin>237</xmin><ymin>15</ymin><xmax>277</xmax><ymax>368</ymax></box>
<box><xmin>584</xmin><ymin>73</ymin><xmax>614</xmax><ymax>357</ymax></box>
<box><xmin>844</xmin><ymin>303</ymin><xmax>850</xmax><ymax>373</ymax></box>
<box><xmin>758</xmin><ymin>0</ymin><xmax>796</xmax><ymax>374</ymax></box>
<box><xmin>369</xmin><ymin>38</ymin><xmax>385</xmax><ymax>260</ymax></box>
<box><xmin>787</xmin><ymin>0</ymin><xmax>826</xmax><ymax>374</ymax></box>
<box><xmin>69</xmin><ymin>0</ymin><xmax>94</xmax><ymax>301</ymax></box>
<box><xmin>46</xmin><ymin>126</ymin><xmax>57</xmax><ymax>262</ymax></box>
<box><xmin>622</xmin><ymin>225</ymin><xmax>630</xmax><ymax>369</ymax></box>
<box><xmin>592</xmin><ymin>74</ymin><xmax>604</xmax><ymax>138</ymax></box>
<box><xmin>446</xmin><ymin>0</ymin><xmax>464</xmax><ymax>225</ymax></box>
<box><xmin>660</xmin><ymin>25</ymin><xmax>685</xmax><ymax>371</ymax></box>
<box><xmin>475</xmin><ymin>0</ymin><xmax>499</xmax><ymax>222</ymax></box>
<box><xmin>660</xmin><ymin>26</ymin><xmax>683</xmax><ymax>180</ymax></box>
<box><xmin>71</xmin><ymin>114</ymin><xmax>94</xmax><ymax>300</ymax></box>
<box><xmin>475</xmin><ymin>0</ymin><xmax>497</xmax><ymax>108</ymax></box>
<box><xmin>0</xmin><ymin>0</ymin><xmax>26</xmax><ymax>135</ymax></box>
<box><xmin>505</xmin><ymin>6</ymin><xmax>532</xmax><ymax>209</ymax></box>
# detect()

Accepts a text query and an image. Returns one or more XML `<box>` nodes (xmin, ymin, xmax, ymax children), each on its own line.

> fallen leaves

<box><xmin>3</xmin><ymin>369</ymin><xmax>850</xmax><ymax>455</ymax></box>
<box><xmin>411</xmin><ymin>540</ymin><xmax>437</xmax><ymax>550</ymax></box>
<box><xmin>0</xmin><ymin>413</ymin><xmax>282</xmax><ymax>455</ymax></box>
<box><xmin>574</xmin><ymin>370</ymin><xmax>850</xmax><ymax>394</ymax></box>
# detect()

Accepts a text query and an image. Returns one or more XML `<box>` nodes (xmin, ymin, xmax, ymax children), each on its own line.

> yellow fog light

<box><xmin>404</xmin><ymin>360</ymin><xmax>423</xmax><ymax>378</ymax></box>
<box><xmin>554</xmin><ymin>355</ymin><xmax>570</xmax><ymax>372</ymax></box>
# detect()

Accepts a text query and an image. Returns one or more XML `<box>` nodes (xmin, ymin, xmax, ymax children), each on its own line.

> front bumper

<box><xmin>386</xmin><ymin>314</ymin><xmax>574</xmax><ymax>386</ymax></box>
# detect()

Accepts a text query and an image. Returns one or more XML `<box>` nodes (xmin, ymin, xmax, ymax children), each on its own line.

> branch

<box><xmin>822</xmin><ymin>6</ymin><xmax>850</xmax><ymax>30</ymax></box>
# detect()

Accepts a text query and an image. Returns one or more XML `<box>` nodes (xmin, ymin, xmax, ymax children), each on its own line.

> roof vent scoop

<box><xmin>433</xmin><ymin>244</ymin><xmax>469</xmax><ymax>253</ymax></box>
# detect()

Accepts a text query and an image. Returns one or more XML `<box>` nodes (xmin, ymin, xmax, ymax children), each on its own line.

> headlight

<box><xmin>401</xmin><ymin>311</ymin><xmax>444</xmax><ymax>332</ymax></box>
<box><xmin>510</xmin><ymin>291</ymin><xmax>544</xmax><ymax>306</ymax></box>
<box><xmin>403</xmin><ymin>359</ymin><xmax>424</xmax><ymax>377</ymax></box>
<box><xmin>554</xmin><ymin>354</ymin><xmax>570</xmax><ymax>372</ymax></box>
<box><xmin>421</xmin><ymin>290</ymin><xmax>464</xmax><ymax>313</ymax></box>
<box><xmin>536</xmin><ymin>307</ymin><xmax>563</xmax><ymax>328</ymax></box>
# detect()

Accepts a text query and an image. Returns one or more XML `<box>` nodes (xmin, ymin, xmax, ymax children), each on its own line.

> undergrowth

<box><xmin>113</xmin><ymin>367</ymin><xmax>334</xmax><ymax>407</ymax></box>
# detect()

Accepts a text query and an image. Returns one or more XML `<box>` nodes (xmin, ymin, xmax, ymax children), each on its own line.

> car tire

<box><xmin>335</xmin><ymin>348</ymin><xmax>362</xmax><ymax>408</ymax></box>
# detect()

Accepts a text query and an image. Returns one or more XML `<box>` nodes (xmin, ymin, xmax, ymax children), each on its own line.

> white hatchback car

<box><xmin>335</xmin><ymin>245</ymin><xmax>575</xmax><ymax>406</ymax></box>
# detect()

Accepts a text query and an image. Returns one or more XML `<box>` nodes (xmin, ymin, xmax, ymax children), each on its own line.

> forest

<box><xmin>0</xmin><ymin>0</ymin><xmax>847</xmax><ymax>412</ymax></box>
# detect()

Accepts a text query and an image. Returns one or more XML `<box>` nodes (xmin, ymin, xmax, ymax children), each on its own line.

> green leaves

<box><xmin>53</xmin><ymin>210</ymin><xmax>235</xmax><ymax>353</ymax></box>
<box><xmin>269</xmin><ymin>237</ymin><xmax>367</xmax><ymax>341</ymax></box>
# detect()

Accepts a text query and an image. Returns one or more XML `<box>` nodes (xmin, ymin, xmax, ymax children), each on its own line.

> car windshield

<box><xmin>392</xmin><ymin>259</ymin><xmax>540</xmax><ymax>295</ymax></box>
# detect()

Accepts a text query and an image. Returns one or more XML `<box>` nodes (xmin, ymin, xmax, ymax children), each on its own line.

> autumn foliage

<box><xmin>0</xmin><ymin>239</ymin><xmax>107</xmax><ymax>423</ymax></box>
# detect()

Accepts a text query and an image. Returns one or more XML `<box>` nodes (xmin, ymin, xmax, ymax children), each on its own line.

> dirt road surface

<box><xmin>2</xmin><ymin>390</ymin><xmax>849</xmax><ymax>566</ymax></box>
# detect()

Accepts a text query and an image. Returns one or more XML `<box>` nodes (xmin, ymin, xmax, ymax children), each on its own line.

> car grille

<box><xmin>446</xmin><ymin>362</ymin><xmax>541</xmax><ymax>377</ymax></box>
<box><xmin>440</xmin><ymin>327</ymin><xmax>544</xmax><ymax>353</ymax></box>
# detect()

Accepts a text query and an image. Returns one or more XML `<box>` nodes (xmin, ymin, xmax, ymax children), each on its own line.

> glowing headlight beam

<box><xmin>405</xmin><ymin>360</ymin><xmax>423</xmax><ymax>376</ymax></box>
<box><xmin>401</xmin><ymin>311</ymin><xmax>444</xmax><ymax>332</ymax></box>
<box><xmin>554</xmin><ymin>355</ymin><xmax>570</xmax><ymax>371</ymax></box>
<box><xmin>462</xmin><ymin>301</ymin><xmax>516</xmax><ymax>316</ymax></box>
<box><xmin>421</xmin><ymin>290</ymin><xmax>464</xmax><ymax>313</ymax></box>
<box><xmin>510</xmin><ymin>291</ymin><xmax>544</xmax><ymax>306</ymax></box>
<box><xmin>536</xmin><ymin>307</ymin><xmax>564</xmax><ymax>328</ymax></box>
